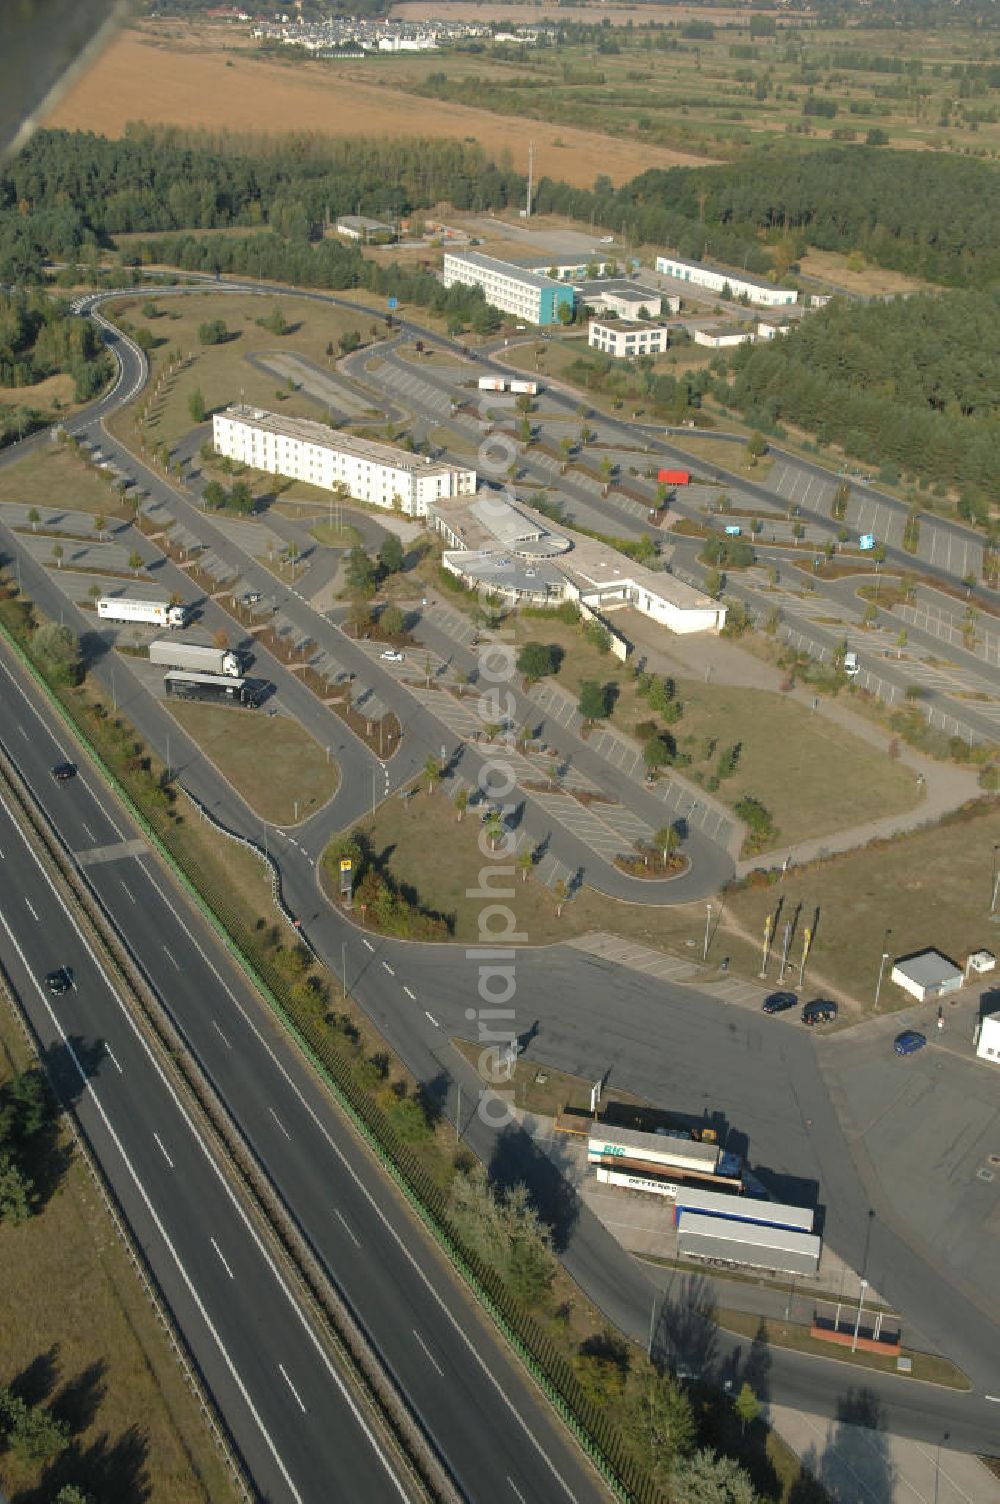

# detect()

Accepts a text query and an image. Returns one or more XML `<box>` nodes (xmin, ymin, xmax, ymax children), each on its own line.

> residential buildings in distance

<box><xmin>212</xmin><ymin>406</ymin><xmax>476</xmax><ymax>517</ymax></box>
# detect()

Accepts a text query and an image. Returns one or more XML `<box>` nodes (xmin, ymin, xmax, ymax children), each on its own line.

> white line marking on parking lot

<box><xmin>382</xmin><ymin>961</ymin><xmax>395</xmax><ymax>976</ymax></box>
<box><xmin>403</xmin><ymin>986</ymin><xmax>415</xmax><ymax>1000</ymax></box>
<box><xmin>362</xmin><ymin>938</ymin><xmax>374</xmax><ymax>952</ymax></box>
<box><xmin>425</xmin><ymin>1011</ymin><xmax>439</xmax><ymax>1027</ymax></box>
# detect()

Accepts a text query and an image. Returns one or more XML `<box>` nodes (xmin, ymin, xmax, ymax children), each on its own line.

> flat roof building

<box><xmin>692</xmin><ymin>324</ymin><xmax>754</xmax><ymax>350</ymax></box>
<box><xmin>335</xmin><ymin>214</ymin><xmax>395</xmax><ymax>241</ymax></box>
<box><xmin>513</xmin><ymin>253</ymin><xmax>615</xmax><ymax>281</ymax></box>
<box><xmin>890</xmin><ymin>949</ymin><xmax>964</xmax><ymax>1003</ymax></box>
<box><xmin>430</xmin><ymin>494</ymin><xmax>725</xmax><ymax>635</ymax></box>
<box><xmin>590</xmin><ymin>319</ymin><xmax>671</xmax><ymax>359</ymax></box>
<box><xmin>212</xmin><ymin>405</ymin><xmax>475</xmax><ymax>518</ymax></box>
<box><xmin>655</xmin><ymin>253</ymin><xmax>798</xmax><ymax>308</ymax></box>
<box><xmin>442</xmin><ymin>251</ymin><xmax>575</xmax><ymax>327</ymax></box>
<box><xmin>577</xmin><ymin>281</ymin><xmax>674</xmax><ymax>320</ymax></box>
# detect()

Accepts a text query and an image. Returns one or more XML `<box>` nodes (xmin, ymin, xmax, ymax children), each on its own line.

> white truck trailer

<box><xmin>477</xmin><ymin>377</ymin><xmax>507</xmax><ymax>392</ymax></box>
<box><xmin>148</xmin><ymin>639</ymin><xmax>242</xmax><ymax>678</ymax></box>
<box><xmin>97</xmin><ymin>597</ymin><xmax>187</xmax><ymax>629</ymax></box>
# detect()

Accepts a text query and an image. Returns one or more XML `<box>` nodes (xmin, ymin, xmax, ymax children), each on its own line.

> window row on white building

<box><xmin>442</xmin><ymin>251</ymin><xmax>575</xmax><ymax>326</ymax></box>
<box><xmin>588</xmin><ymin>320</ymin><xmax>673</xmax><ymax>359</ymax></box>
<box><xmin>212</xmin><ymin>406</ymin><xmax>476</xmax><ymax>517</ymax></box>
<box><xmin>655</xmin><ymin>254</ymin><xmax>798</xmax><ymax>308</ymax></box>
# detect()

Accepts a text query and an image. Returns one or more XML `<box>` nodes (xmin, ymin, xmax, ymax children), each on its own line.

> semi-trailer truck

<box><xmin>163</xmin><ymin>671</ymin><xmax>261</xmax><ymax>708</ymax></box>
<box><xmin>97</xmin><ymin>597</ymin><xmax>187</xmax><ymax>629</ymax></box>
<box><xmin>478</xmin><ymin>377</ymin><xmax>507</xmax><ymax>392</ymax></box>
<box><xmin>509</xmin><ymin>379</ymin><xmax>539</xmax><ymax>396</ymax></box>
<box><xmin>148</xmin><ymin>639</ymin><xmax>242</xmax><ymax>678</ymax></box>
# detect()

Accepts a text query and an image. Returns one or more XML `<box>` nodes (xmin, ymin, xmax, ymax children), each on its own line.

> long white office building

<box><xmin>442</xmin><ymin>251</ymin><xmax>576</xmax><ymax>326</ymax></box>
<box><xmin>212</xmin><ymin>406</ymin><xmax>476</xmax><ymax>517</ymax></box>
<box><xmin>655</xmin><ymin>253</ymin><xmax>798</xmax><ymax>307</ymax></box>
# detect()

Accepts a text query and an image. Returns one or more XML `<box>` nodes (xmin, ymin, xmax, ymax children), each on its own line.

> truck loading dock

<box><xmin>676</xmin><ymin>1210</ymin><xmax>821</xmax><ymax>1278</ymax></box>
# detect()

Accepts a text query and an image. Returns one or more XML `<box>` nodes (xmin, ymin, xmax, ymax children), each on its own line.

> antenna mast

<box><xmin>526</xmin><ymin>141</ymin><xmax>534</xmax><ymax>219</ymax></box>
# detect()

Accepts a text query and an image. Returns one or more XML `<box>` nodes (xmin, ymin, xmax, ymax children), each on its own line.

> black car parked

<box><xmin>802</xmin><ymin>999</ymin><xmax>838</xmax><ymax>1026</ymax></box>
<box><xmin>762</xmin><ymin>991</ymin><xmax>797</xmax><ymax>1015</ymax></box>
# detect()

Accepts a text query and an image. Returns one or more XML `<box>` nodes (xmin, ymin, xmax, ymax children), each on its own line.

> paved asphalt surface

<box><xmin>0</xmin><ymin>650</ymin><xmax>614</xmax><ymax>1504</ymax></box>
<box><xmin>1</xmin><ymin>283</ymin><xmax>999</xmax><ymax>1471</ymax></box>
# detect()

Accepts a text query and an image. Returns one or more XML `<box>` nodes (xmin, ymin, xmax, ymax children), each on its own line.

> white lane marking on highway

<box><xmin>269</xmin><ymin>1107</ymin><xmax>292</xmax><ymax>1140</ymax></box>
<box><xmin>403</xmin><ymin>986</ymin><xmax>415</xmax><ymax>1000</ymax></box>
<box><xmin>127</xmin><ymin>862</ymin><xmax>518</xmax><ymax>1502</ymax></box>
<box><xmin>425</xmin><ymin>1011</ymin><xmax>439</xmax><ymax>1028</ymax></box>
<box><xmin>119</xmin><ymin>879</ymin><xmax>135</xmax><ymax>904</ymax></box>
<box><xmin>17</xmin><ymin>725</ymin><xmax>28</xmax><ymax>739</ymax></box>
<box><xmin>210</xmin><ymin>1237</ymin><xmax>234</xmax><ymax>1280</ymax></box>
<box><xmin>211</xmin><ymin>1019</ymin><xmax>232</xmax><ymax>1049</ymax></box>
<box><xmin>985</xmin><ymin>1394</ymin><xmax>1000</xmax><ymax>1402</ymax></box>
<box><xmin>508</xmin><ymin>1480</ymin><xmax>528</xmax><ymax>1504</ymax></box>
<box><xmin>81</xmin><ymin>822</ymin><xmax>96</xmax><ymax>843</ymax></box>
<box><xmin>153</xmin><ymin>1133</ymin><xmax>175</xmax><ymax>1169</ymax></box>
<box><xmin>362</xmin><ymin>938</ymin><xmax>374</xmax><ymax>951</ymax></box>
<box><xmin>25</xmin><ymin>898</ymin><xmax>39</xmax><ymax>921</ymax></box>
<box><xmin>0</xmin><ymin>899</ymin><xmax>307</xmax><ymax>1504</ymax></box>
<box><xmin>382</xmin><ymin>961</ymin><xmax>395</xmax><ymax>976</ymax></box>
<box><xmin>278</xmin><ymin>1364</ymin><xmax>308</xmax><ymax>1415</ymax></box>
<box><xmin>162</xmin><ymin>946</ymin><xmax>180</xmax><ymax>971</ymax></box>
<box><xmin>0</xmin><ymin>661</ymin><xmax>126</xmax><ymax>842</ymax></box>
<box><xmin>333</xmin><ymin>1209</ymin><xmax>360</xmax><ymax>1248</ymax></box>
<box><xmin>105</xmin><ymin>1043</ymin><xmax>123</xmax><ymax>1074</ymax></box>
<box><xmin>412</xmin><ymin>1329</ymin><xmax>444</xmax><ymax>1377</ymax></box>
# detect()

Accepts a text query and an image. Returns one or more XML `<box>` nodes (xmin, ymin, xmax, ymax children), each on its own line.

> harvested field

<box><xmin>44</xmin><ymin>26</ymin><xmax>709</xmax><ymax>186</ymax></box>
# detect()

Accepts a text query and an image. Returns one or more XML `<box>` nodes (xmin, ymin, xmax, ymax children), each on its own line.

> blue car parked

<box><xmin>893</xmin><ymin>1030</ymin><xmax>927</xmax><ymax>1056</ymax></box>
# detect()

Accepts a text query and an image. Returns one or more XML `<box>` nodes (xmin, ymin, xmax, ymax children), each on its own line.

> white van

<box><xmin>843</xmin><ymin>651</ymin><xmax>860</xmax><ymax>677</ymax></box>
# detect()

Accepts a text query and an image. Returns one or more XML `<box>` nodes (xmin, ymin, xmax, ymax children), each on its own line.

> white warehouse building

<box><xmin>655</xmin><ymin>254</ymin><xmax>798</xmax><ymax>308</ymax></box>
<box><xmin>212</xmin><ymin>406</ymin><xmax>476</xmax><ymax>518</ymax></box>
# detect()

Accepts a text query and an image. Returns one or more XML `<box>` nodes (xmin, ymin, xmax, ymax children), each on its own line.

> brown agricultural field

<box><xmin>44</xmin><ymin>25</ymin><xmax>708</xmax><ymax>187</ymax></box>
<box><xmin>390</xmin><ymin>2</ymin><xmax>774</xmax><ymax>22</ymax></box>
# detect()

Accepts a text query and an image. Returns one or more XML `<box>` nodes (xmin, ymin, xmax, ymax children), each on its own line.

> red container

<box><xmin>658</xmin><ymin>468</ymin><xmax>690</xmax><ymax>484</ymax></box>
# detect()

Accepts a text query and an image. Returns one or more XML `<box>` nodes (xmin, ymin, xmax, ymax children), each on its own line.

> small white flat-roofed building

<box><xmin>693</xmin><ymin>325</ymin><xmax>753</xmax><ymax>350</ymax></box>
<box><xmin>442</xmin><ymin>251</ymin><xmax>575</xmax><ymax>326</ymax></box>
<box><xmin>976</xmin><ymin>1010</ymin><xmax>1000</xmax><ymax>1064</ymax></box>
<box><xmin>890</xmin><ymin>949</ymin><xmax>964</xmax><ymax>1003</ymax></box>
<box><xmin>335</xmin><ymin>214</ymin><xmax>395</xmax><ymax>241</ymax></box>
<box><xmin>755</xmin><ymin>319</ymin><xmax>793</xmax><ymax>341</ymax></box>
<box><xmin>656</xmin><ymin>254</ymin><xmax>798</xmax><ymax>307</ymax></box>
<box><xmin>577</xmin><ymin>281</ymin><xmax>674</xmax><ymax>319</ymax></box>
<box><xmin>430</xmin><ymin>495</ymin><xmax>725</xmax><ymax>634</ymax></box>
<box><xmin>513</xmin><ymin>253</ymin><xmax>616</xmax><ymax>282</ymax></box>
<box><xmin>589</xmin><ymin>319</ymin><xmax>672</xmax><ymax>359</ymax></box>
<box><xmin>212</xmin><ymin>406</ymin><xmax>475</xmax><ymax>518</ymax></box>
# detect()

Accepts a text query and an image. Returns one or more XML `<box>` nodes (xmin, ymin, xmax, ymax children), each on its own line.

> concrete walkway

<box><xmin>617</xmin><ymin>611</ymin><xmax>984</xmax><ymax>875</ymax></box>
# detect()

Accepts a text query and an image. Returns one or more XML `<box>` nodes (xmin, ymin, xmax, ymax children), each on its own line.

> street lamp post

<box><xmin>874</xmin><ymin>928</ymin><xmax>893</xmax><ymax>1012</ymax></box>
<box><xmin>703</xmin><ymin>903</ymin><xmax>712</xmax><ymax>962</ymax></box>
<box><xmin>991</xmin><ymin>844</ymin><xmax>1000</xmax><ymax>914</ymax></box>
<box><xmin>851</xmin><ymin>1278</ymin><xmax>869</xmax><ymax>1353</ymax></box>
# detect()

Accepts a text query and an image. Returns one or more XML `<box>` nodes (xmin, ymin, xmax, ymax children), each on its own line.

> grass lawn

<box><xmin>722</xmin><ymin>800</ymin><xmax>1000</xmax><ymax>1011</ymax></box>
<box><xmin>508</xmin><ymin>617</ymin><xmax>920</xmax><ymax>849</ymax></box>
<box><xmin>0</xmin><ymin>444</ymin><xmax>128</xmax><ymax>517</ymax></box>
<box><xmin>102</xmin><ymin>292</ymin><xmax>378</xmax><ymax>451</ymax></box>
<box><xmin>0</xmin><ymin>1009</ymin><xmax>236</xmax><ymax>1504</ymax></box>
<box><xmin>166</xmin><ymin>700</ymin><xmax>340</xmax><ymax>825</ymax></box>
<box><xmin>344</xmin><ymin>780</ymin><xmax>762</xmax><ymax>967</ymax></box>
<box><xmin>0</xmin><ymin>371</ymin><xmax>77</xmax><ymax>414</ymax></box>
<box><xmin>308</xmin><ymin>520</ymin><xmax>366</xmax><ymax>548</ymax></box>
<box><xmin>712</xmin><ymin>1309</ymin><xmax>970</xmax><ymax>1391</ymax></box>
<box><xmin>665</xmin><ymin>433</ymin><xmax>775</xmax><ymax>483</ymax></box>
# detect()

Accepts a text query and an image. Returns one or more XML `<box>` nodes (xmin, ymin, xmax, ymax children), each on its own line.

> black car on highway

<box><xmin>802</xmin><ymin>999</ymin><xmax>838</xmax><ymax>1026</ymax></box>
<box><xmin>762</xmin><ymin>991</ymin><xmax>798</xmax><ymax>1015</ymax></box>
<box><xmin>45</xmin><ymin>967</ymin><xmax>73</xmax><ymax>995</ymax></box>
<box><xmin>51</xmin><ymin>763</ymin><xmax>76</xmax><ymax>782</ymax></box>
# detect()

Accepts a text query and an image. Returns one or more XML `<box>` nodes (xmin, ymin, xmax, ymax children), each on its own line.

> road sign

<box><xmin>859</xmin><ymin>533</ymin><xmax>875</xmax><ymax>551</ymax></box>
<box><xmin>387</xmin><ymin>296</ymin><xmax>398</xmax><ymax>310</ymax></box>
<box><xmin>724</xmin><ymin>525</ymin><xmax>742</xmax><ymax>536</ymax></box>
<box><xmin>339</xmin><ymin>858</ymin><xmax>353</xmax><ymax>873</ymax></box>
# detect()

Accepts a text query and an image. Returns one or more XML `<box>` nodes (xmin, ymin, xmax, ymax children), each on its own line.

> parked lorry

<box><xmin>658</xmin><ymin>468</ymin><xmax>690</xmax><ymax>485</ymax></box>
<box><xmin>509</xmin><ymin>379</ymin><xmax>539</xmax><ymax>396</ymax></box>
<box><xmin>478</xmin><ymin>377</ymin><xmax>507</xmax><ymax>392</ymax></box>
<box><xmin>97</xmin><ymin>597</ymin><xmax>187</xmax><ymax>629</ymax></box>
<box><xmin>148</xmin><ymin>639</ymin><xmax>242</xmax><ymax>678</ymax></box>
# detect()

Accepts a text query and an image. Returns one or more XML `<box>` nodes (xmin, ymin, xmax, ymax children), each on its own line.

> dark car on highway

<box><xmin>45</xmin><ymin>967</ymin><xmax>73</xmax><ymax>995</ymax></box>
<box><xmin>802</xmin><ymin>999</ymin><xmax>838</xmax><ymax>1026</ymax></box>
<box><xmin>762</xmin><ymin>991</ymin><xmax>798</xmax><ymax>1015</ymax></box>
<box><xmin>894</xmin><ymin>1030</ymin><xmax>927</xmax><ymax>1056</ymax></box>
<box><xmin>51</xmin><ymin>762</ymin><xmax>76</xmax><ymax>782</ymax></box>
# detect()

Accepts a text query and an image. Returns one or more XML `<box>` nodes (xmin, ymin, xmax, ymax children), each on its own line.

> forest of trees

<box><xmin>0</xmin><ymin>288</ymin><xmax>111</xmax><ymax>398</ymax></box>
<box><xmin>6</xmin><ymin>128</ymin><xmax>1000</xmax><ymax>291</ymax></box>
<box><xmin>724</xmin><ymin>290</ymin><xmax>1000</xmax><ymax>505</ymax></box>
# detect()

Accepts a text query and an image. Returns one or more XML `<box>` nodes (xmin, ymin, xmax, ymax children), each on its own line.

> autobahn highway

<box><xmin>0</xmin><ymin>647</ymin><xmax>613</xmax><ymax>1504</ymax></box>
<box><xmin>0</xmin><ymin>752</ymin><xmax>413</xmax><ymax>1503</ymax></box>
<box><xmin>3</xmin><ymin>280</ymin><xmax>1000</xmax><ymax>1470</ymax></box>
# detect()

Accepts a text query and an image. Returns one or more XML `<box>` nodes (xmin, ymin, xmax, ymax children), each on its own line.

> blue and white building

<box><xmin>655</xmin><ymin>253</ymin><xmax>798</xmax><ymax>307</ymax></box>
<box><xmin>442</xmin><ymin>251</ymin><xmax>575</xmax><ymax>326</ymax></box>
